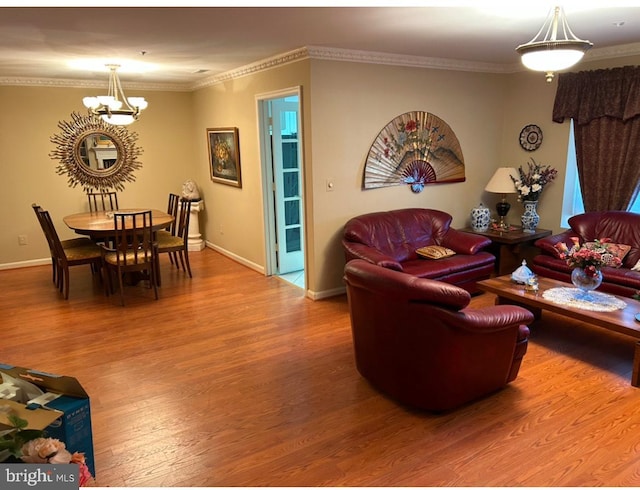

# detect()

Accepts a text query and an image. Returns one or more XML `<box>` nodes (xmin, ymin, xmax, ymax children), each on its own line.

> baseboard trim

<box><xmin>0</xmin><ymin>258</ymin><xmax>50</xmax><ymax>270</ymax></box>
<box><xmin>205</xmin><ymin>242</ymin><xmax>346</xmax><ymax>300</ymax></box>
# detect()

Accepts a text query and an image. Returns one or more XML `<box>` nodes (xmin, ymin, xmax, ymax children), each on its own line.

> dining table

<box><xmin>63</xmin><ymin>208</ymin><xmax>175</xmax><ymax>289</ymax></box>
<box><xmin>63</xmin><ymin>208</ymin><xmax>174</xmax><ymax>240</ymax></box>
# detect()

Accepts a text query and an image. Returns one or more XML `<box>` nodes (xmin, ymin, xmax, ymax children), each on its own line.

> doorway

<box><xmin>257</xmin><ymin>88</ymin><xmax>305</xmax><ymax>289</ymax></box>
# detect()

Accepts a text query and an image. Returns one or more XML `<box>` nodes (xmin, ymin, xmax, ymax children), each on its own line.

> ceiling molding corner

<box><xmin>189</xmin><ymin>45</ymin><xmax>515</xmax><ymax>91</ymax></box>
<box><xmin>189</xmin><ymin>47</ymin><xmax>311</xmax><ymax>90</ymax></box>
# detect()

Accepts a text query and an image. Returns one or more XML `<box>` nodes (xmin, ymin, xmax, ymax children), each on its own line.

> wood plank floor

<box><xmin>2</xmin><ymin>248</ymin><xmax>640</xmax><ymax>486</ymax></box>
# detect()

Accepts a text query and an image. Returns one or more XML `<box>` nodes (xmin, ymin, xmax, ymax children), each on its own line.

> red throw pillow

<box><xmin>584</xmin><ymin>241</ymin><xmax>631</xmax><ymax>268</ymax></box>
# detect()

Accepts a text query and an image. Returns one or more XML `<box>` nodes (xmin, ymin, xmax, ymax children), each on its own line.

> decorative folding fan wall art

<box><xmin>364</xmin><ymin>111</ymin><xmax>465</xmax><ymax>193</ymax></box>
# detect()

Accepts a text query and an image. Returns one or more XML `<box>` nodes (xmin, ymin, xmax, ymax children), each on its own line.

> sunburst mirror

<box><xmin>364</xmin><ymin>111</ymin><xmax>465</xmax><ymax>193</ymax></box>
<box><xmin>50</xmin><ymin>112</ymin><xmax>143</xmax><ymax>192</ymax></box>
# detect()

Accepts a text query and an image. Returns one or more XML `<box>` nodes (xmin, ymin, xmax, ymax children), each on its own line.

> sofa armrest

<box><xmin>344</xmin><ymin>259</ymin><xmax>469</xmax><ymax>309</ymax></box>
<box><xmin>534</xmin><ymin>230</ymin><xmax>575</xmax><ymax>258</ymax></box>
<box><xmin>441</xmin><ymin>229</ymin><xmax>492</xmax><ymax>255</ymax></box>
<box><xmin>342</xmin><ymin>241</ymin><xmax>403</xmax><ymax>271</ymax></box>
<box><xmin>453</xmin><ymin>306</ymin><xmax>535</xmax><ymax>333</ymax></box>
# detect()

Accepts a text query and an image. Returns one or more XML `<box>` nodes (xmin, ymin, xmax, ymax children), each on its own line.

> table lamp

<box><xmin>485</xmin><ymin>167</ymin><xmax>519</xmax><ymax>231</ymax></box>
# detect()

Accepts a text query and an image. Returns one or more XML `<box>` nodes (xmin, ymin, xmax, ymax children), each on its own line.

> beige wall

<box><xmin>308</xmin><ymin>60</ymin><xmax>508</xmax><ymax>293</ymax></box>
<box><xmin>0</xmin><ymin>86</ymin><xmax>194</xmax><ymax>266</ymax></box>
<box><xmin>3</xmin><ymin>53</ymin><xmax>640</xmax><ymax>297</ymax></box>
<box><xmin>190</xmin><ymin>61</ymin><xmax>312</xmax><ymax>275</ymax></box>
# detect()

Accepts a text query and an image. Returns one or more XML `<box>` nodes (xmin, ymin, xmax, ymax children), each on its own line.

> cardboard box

<box><xmin>0</xmin><ymin>363</ymin><xmax>95</xmax><ymax>476</ymax></box>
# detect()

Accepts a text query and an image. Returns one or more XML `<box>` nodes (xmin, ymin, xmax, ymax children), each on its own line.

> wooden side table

<box><xmin>461</xmin><ymin>227</ymin><xmax>552</xmax><ymax>276</ymax></box>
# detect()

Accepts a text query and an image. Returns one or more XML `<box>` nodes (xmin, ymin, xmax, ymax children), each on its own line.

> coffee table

<box><xmin>477</xmin><ymin>275</ymin><xmax>640</xmax><ymax>387</ymax></box>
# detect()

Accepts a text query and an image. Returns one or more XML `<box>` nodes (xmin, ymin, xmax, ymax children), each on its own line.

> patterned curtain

<box><xmin>552</xmin><ymin>66</ymin><xmax>640</xmax><ymax>211</ymax></box>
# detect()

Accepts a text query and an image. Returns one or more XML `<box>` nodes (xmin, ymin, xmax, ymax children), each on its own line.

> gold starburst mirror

<box><xmin>50</xmin><ymin>112</ymin><xmax>143</xmax><ymax>191</ymax></box>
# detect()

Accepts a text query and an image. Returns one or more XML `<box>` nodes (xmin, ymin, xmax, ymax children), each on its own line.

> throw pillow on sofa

<box><xmin>584</xmin><ymin>241</ymin><xmax>631</xmax><ymax>268</ymax></box>
<box><xmin>416</xmin><ymin>245</ymin><xmax>456</xmax><ymax>260</ymax></box>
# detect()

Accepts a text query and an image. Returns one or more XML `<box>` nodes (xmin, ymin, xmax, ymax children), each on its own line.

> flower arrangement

<box><xmin>554</xmin><ymin>237</ymin><xmax>622</xmax><ymax>277</ymax></box>
<box><xmin>510</xmin><ymin>158</ymin><xmax>558</xmax><ymax>202</ymax></box>
<box><xmin>0</xmin><ymin>414</ymin><xmax>93</xmax><ymax>486</ymax></box>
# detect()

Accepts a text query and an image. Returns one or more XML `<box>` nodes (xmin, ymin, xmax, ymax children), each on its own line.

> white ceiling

<box><xmin>1</xmin><ymin>3</ymin><xmax>640</xmax><ymax>90</ymax></box>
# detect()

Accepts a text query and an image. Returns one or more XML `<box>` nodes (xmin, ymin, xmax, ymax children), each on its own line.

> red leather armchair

<box><xmin>342</xmin><ymin>208</ymin><xmax>495</xmax><ymax>293</ymax></box>
<box><xmin>344</xmin><ymin>259</ymin><xmax>534</xmax><ymax>412</ymax></box>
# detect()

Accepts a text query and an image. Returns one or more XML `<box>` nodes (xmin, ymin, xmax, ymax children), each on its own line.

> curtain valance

<box><xmin>552</xmin><ymin>65</ymin><xmax>640</xmax><ymax>125</ymax></box>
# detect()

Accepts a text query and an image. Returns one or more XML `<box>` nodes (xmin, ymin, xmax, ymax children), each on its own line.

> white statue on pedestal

<box><xmin>182</xmin><ymin>179</ymin><xmax>200</xmax><ymax>201</ymax></box>
<box><xmin>181</xmin><ymin>180</ymin><xmax>205</xmax><ymax>251</ymax></box>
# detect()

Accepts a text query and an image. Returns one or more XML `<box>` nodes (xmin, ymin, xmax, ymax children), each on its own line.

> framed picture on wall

<box><xmin>207</xmin><ymin>127</ymin><xmax>242</xmax><ymax>187</ymax></box>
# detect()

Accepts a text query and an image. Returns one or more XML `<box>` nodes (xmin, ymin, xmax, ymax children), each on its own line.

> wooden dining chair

<box><xmin>166</xmin><ymin>193</ymin><xmax>180</xmax><ymax>230</ymax></box>
<box><xmin>157</xmin><ymin>193</ymin><xmax>181</xmax><ymax>267</ymax></box>
<box><xmin>34</xmin><ymin>206</ymin><xmax>103</xmax><ymax>299</ymax></box>
<box><xmin>156</xmin><ymin>198</ymin><xmax>192</xmax><ymax>284</ymax></box>
<box><xmin>101</xmin><ymin>210</ymin><xmax>158</xmax><ymax>306</ymax></box>
<box><xmin>32</xmin><ymin>203</ymin><xmax>98</xmax><ymax>287</ymax></box>
<box><xmin>87</xmin><ymin>190</ymin><xmax>119</xmax><ymax>212</ymax></box>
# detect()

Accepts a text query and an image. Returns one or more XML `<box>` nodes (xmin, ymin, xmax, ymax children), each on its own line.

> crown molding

<box><xmin>190</xmin><ymin>45</ymin><xmax>512</xmax><ymax>91</ymax></box>
<box><xmin>304</xmin><ymin>45</ymin><xmax>513</xmax><ymax>74</ymax></box>
<box><xmin>189</xmin><ymin>47</ymin><xmax>310</xmax><ymax>90</ymax></box>
<box><xmin>4</xmin><ymin>42</ymin><xmax>640</xmax><ymax>92</ymax></box>
<box><xmin>585</xmin><ymin>41</ymin><xmax>640</xmax><ymax>62</ymax></box>
<box><xmin>0</xmin><ymin>76</ymin><xmax>189</xmax><ymax>92</ymax></box>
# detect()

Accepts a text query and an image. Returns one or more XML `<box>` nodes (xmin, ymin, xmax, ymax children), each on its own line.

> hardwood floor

<box><xmin>2</xmin><ymin>249</ymin><xmax>640</xmax><ymax>486</ymax></box>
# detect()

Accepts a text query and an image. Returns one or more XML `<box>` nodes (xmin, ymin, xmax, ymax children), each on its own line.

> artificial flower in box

<box><xmin>0</xmin><ymin>414</ymin><xmax>93</xmax><ymax>486</ymax></box>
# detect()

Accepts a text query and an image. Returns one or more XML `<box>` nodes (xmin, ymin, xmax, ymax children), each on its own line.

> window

<box><xmin>561</xmin><ymin>120</ymin><xmax>640</xmax><ymax>227</ymax></box>
<box><xmin>560</xmin><ymin>121</ymin><xmax>583</xmax><ymax>227</ymax></box>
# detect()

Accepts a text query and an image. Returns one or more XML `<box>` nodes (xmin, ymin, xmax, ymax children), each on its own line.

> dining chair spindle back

<box><xmin>166</xmin><ymin>193</ymin><xmax>180</xmax><ymax>232</ymax></box>
<box><xmin>32</xmin><ymin>205</ymin><xmax>102</xmax><ymax>299</ymax></box>
<box><xmin>157</xmin><ymin>198</ymin><xmax>192</xmax><ymax>282</ymax></box>
<box><xmin>87</xmin><ymin>190</ymin><xmax>119</xmax><ymax>212</ymax></box>
<box><xmin>101</xmin><ymin>210</ymin><xmax>158</xmax><ymax>306</ymax></box>
<box><xmin>160</xmin><ymin>193</ymin><xmax>181</xmax><ymax>267</ymax></box>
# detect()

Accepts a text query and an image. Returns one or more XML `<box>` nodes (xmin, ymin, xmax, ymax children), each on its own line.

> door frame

<box><xmin>256</xmin><ymin>86</ymin><xmax>306</xmax><ymax>284</ymax></box>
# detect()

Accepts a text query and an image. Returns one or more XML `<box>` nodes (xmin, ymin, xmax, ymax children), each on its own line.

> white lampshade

<box><xmin>520</xmin><ymin>49</ymin><xmax>585</xmax><ymax>72</ymax></box>
<box><xmin>485</xmin><ymin>167</ymin><xmax>519</xmax><ymax>194</ymax></box>
<box><xmin>82</xmin><ymin>96</ymin><xmax>100</xmax><ymax>109</ymax></box>
<box><xmin>128</xmin><ymin>97</ymin><xmax>148</xmax><ymax>110</ymax></box>
<box><xmin>96</xmin><ymin>95</ymin><xmax>115</xmax><ymax>106</ymax></box>
<box><xmin>101</xmin><ymin>113</ymin><xmax>135</xmax><ymax>125</ymax></box>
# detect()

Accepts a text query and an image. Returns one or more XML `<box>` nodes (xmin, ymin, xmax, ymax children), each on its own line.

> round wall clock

<box><xmin>519</xmin><ymin>124</ymin><xmax>543</xmax><ymax>151</ymax></box>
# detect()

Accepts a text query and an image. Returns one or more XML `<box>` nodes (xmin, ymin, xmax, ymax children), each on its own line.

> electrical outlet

<box><xmin>18</xmin><ymin>235</ymin><xmax>28</xmax><ymax>246</ymax></box>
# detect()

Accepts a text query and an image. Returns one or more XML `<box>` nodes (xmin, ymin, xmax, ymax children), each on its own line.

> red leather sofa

<box><xmin>342</xmin><ymin>208</ymin><xmax>495</xmax><ymax>293</ymax></box>
<box><xmin>532</xmin><ymin>211</ymin><xmax>640</xmax><ymax>297</ymax></box>
<box><xmin>344</xmin><ymin>259</ymin><xmax>534</xmax><ymax>412</ymax></box>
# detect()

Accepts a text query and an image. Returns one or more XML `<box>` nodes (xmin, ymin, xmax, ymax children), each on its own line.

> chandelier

<box><xmin>516</xmin><ymin>6</ymin><xmax>592</xmax><ymax>83</ymax></box>
<box><xmin>82</xmin><ymin>64</ymin><xmax>148</xmax><ymax>125</ymax></box>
